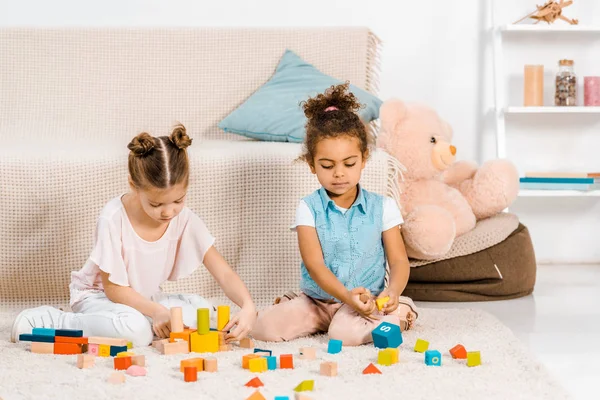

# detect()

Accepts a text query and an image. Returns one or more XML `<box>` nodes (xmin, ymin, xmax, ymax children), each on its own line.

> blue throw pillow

<box><xmin>218</xmin><ymin>50</ymin><xmax>382</xmax><ymax>143</ymax></box>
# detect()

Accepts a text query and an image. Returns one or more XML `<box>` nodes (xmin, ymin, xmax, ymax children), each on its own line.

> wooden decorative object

<box><xmin>514</xmin><ymin>0</ymin><xmax>578</xmax><ymax>25</ymax></box>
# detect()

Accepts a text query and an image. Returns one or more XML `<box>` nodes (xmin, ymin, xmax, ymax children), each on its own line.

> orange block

<box><xmin>184</xmin><ymin>366</ymin><xmax>197</xmax><ymax>382</ymax></box>
<box><xmin>280</xmin><ymin>354</ymin><xmax>294</xmax><ymax>369</ymax></box>
<box><xmin>54</xmin><ymin>342</ymin><xmax>82</xmax><ymax>355</ymax></box>
<box><xmin>246</xmin><ymin>390</ymin><xmax>266</xmax><ymax>400</ymax></box>
<box><xmin>362</xmin><ymin>363</ymin><xmax>382</xmax><ymax>375</ymax></box>
<box><xmin>55</xmin><ymin>336</ymin><xmax>89</xmax><ymax>345</ymax></box>
<box><xmin>245</xmin><ymin>377</ymin><xmax>264</xmax><ymax>388</ymax></box>
<box><xmin>180</xmin><ymin>357</ymin><xmax>204</xmax><ymax>373</ymax></box>
<box><xmin>114</xmin><ymin>356</ymin><xmax>132</xmax><ymax>370</ymax></box>
<box><xmin>169</xmin><ymin>328</ymin><xmax>196</xmax><ymax>343</ymax></box>
<box><xmin>450</xmin><ymin>344</ymin><xmax>467</xmax><ymax>359</ymax></box>
<box><xmin>242</xmin><ymin>353</ymin><xmax>261</xmax><ymax>369</ymax></box>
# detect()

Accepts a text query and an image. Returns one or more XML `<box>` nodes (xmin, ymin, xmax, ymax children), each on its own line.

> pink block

<box><xmin>88</xmin><ymin>344</ymin><xmax>99</xmax><ymax>356</ymax></box>
<box><xmin>584</xmin><ymin>76</ymin><xmax>600</xmax><ymax>106</ymax></box>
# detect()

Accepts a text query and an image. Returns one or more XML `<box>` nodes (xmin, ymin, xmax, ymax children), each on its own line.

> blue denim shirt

<box><xmin>300</xmin><ymin>186</ymin><xmax>385</xmax><ymax>301</ymax></box>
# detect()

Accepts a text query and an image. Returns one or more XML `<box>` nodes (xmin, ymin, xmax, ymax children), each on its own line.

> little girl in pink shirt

<box><xmin>11</xmin><ymin>124</ymin><xmax>256</xmax><ymax>347</ymax></box>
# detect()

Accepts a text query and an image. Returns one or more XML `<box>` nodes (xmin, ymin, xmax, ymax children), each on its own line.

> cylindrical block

<box><xmin>184</xmin><ymin>366</ymin><xmax>197</xmax><ymax>382</ymax></box>
<box><xmin>197</xmin><ymin>308</ymin><xmax>210</xmax><ymax>334</ymax></box>
<box><xmin>170</xmin><ymin>307</ymin><xmax>184</xmax><ymax>333</ymax></box>
<box><xmin>217</xmin><ymin>305</ymin><xmax>230</xmax><ymax>331</ymax></box>
<box><xmin>524</xmin><ymin>65</ymin><xmax>544</xmax><ymax>106</ymax></box>
<box><xmin>584</xmin><ymin>76</ymin><xmax>600</xmax><ymax>106</ymax></box>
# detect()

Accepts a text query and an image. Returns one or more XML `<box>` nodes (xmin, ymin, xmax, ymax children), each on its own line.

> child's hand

<box><xmin>347</xmin><ymin>287</ymin><xmax>379</xmax><ymax>320</ymax></box>
<box><xmin>377</xmin><ymin>288</ymin><xmax>399</xmax><ymax>314</ymax></box>
<box><xmin>151</xmin><ymin>305</ymin><xmax>172</xmax><ymax>339</ymax></box>
<box><xmin>223</xmin><ymin>303</ymin><xmax>257</xmax><ymax>343</ymax></box>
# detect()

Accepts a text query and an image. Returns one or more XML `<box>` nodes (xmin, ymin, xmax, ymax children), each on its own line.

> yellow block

<box><xmin>99</xmin><ymin>344</ymin><xmax>111</xmax><ymax>357</ymax></box>
<box><xmin>249</xmin><ymin>357</ymin><xmax>268</xmax><ymax>373</ymax></box>
<box><xmin>376</xmin><ymin>296</ymin><xmax>390</xmax><ymax>311</ymax></box>
<box><xmin>217</xmin><ymin>305</ymin><xmax>230</xmax><ymax>331</ymax></box>
<box><xmin>414</xmin><ymin>338</ymin><xmax>429</xmax><ymax>353</ymax></box>
<box><xmin>467</xmin><ymin>351</ymin><xmax>481</xmax><ymax>367</ymax></box>
<box><xmin>377</xmin><ymin>348</ymin><xmax>399</xmax><ymax>366</ymax></box>
<box><xmin>242</xmin><ymin>353</ymin><xmax>261</xmax><ymax>369</ymax></box>
<box><xmin>116</xmin><ymin>351</ymin><xmax>135</xmax><ymax>358</ymax></box>
<box><xmin>197</xmin><ymin>308</ymin><xmax>210</xmax><ymax>335</ymax></box>
<box><xmin>190</xmin><ymin>331</ymin><xmax>219</xmax><ymax>353</ymax></box>
<box><xmin>294</xmin><ymin>380</ymin><xmax>315</xmax><ymax>392</ymax></box>
<box><xmin>127</xmin><ymin>342</ymin><xmax>133</xmax><ymax>349</ymax></box>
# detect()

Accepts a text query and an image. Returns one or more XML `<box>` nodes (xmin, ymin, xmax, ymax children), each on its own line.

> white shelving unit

<box><xmin>491</xmin><ymin>17</ymin><xmax>600</xmax><ymax>198</ymax></box>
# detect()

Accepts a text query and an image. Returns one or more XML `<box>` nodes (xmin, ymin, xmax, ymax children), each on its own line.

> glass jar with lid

<box><xmin>555</xmin><ymin>59</ymin><xmax>577</xmax><ymax>106</ymax></box>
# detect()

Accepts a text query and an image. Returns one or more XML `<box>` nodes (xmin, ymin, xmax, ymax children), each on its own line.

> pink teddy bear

<box><xmin>377</xmin><ymin>99</ymin><xmax>519</xmax><ymax>260</ymax></box>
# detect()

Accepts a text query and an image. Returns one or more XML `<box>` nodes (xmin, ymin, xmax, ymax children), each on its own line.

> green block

<box><xmin>294</xmin><ymin>380</ymin><xmax>314</xmax><ymax>392</ymax></box>
<box><xmin>197</xmin><ymin>308</ymin><xmax>210</xmax><ymax>334</ymax></box>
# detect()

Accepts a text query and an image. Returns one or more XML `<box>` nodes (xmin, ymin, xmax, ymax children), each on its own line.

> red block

<box><xmin>450</xmin><ymin>344</ymin><xmax>467</xmax><ymax>359</ymax></box>
<box><xmin>114</xmin><ymin>356</ymin><xmax>133</xmax><ymax>370</ymax></box>
<box><xmin>54</xmin><ymin>343</ymin><xmax>82</xmax><ymax>355</ymax></box>
<box><xmin>280</xmin><ymin>354</ymin><xmax>294</xmax><ymax>369</ymax></box>
<box><xmin>184</xmin><ymin>366</ymin><xmax>197</xmax><ymax>382</ymax></box>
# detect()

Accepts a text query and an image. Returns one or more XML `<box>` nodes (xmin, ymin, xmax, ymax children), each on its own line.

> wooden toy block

<box><xmin>170</xmin><ymin>306</ymin><xmax>184</xmax><ymax>333</ymax></box>
<box><xmin>280</xmin><ymin>354</ymin><xmax>294</xmax><ymax>369</ymax></box>
<box><xmin>77</xmin><ymin>354</ymin><xmax>95</xmax><ymax>369</ymax></box>
<box><xmin>131</xmin><ymin>355</ymin><xmax>145</xmax><ymax>366</ymax></box>
<box><xmin>219</xmin><ymin>344</ymin><xmax>232</xmax><ymax>352</ymax></box>
<box><xmin>116</xmin><ymin>351</ymin><xmax>135</xmax><ymax>357</ymax></box>
<box><xmin>163</xmin><ymin>340</ymin><xmax>190</xmax><ymax>355</ymax></box>
<box><xmin>467</xmin><ymin>351</ymin><xmax>481</xmax><ymax>367</ymax></box>
<box><xmin>294</xmin><ymin>395</ymin><xmax>313</xmax><ymax>400</ymax></box>
<box><xmin>217</xmin><ymin>305</ymin><xmax>230</xmax><ymax>331</ymax></box>
<box><xmin>181</xmin><ymin>358</ymin><xmax>204</xmax><ymax>373</ymax></box>
<box><xmin>372</xmin><ymin>322</ymin><xmax>402</xmax><ymax>349</ymax></box>
<box><xmin>249</xmin><ymin>357</ymin><xmax>268</xmax><ymax>373</ymax></box>
<box><xmin>55</xmin><ymin>336</ymin><xmax>88</xmax><ymax>345</ymax></box>
<box><xmin>87</xmin><ymin>343</ymin><xmax>99</xmax><ymax>356</ymax></box>
<box><xmin>265</xmin><ymin>356</ymin><xmax>277</xmax><ymax>370</ymax></box>
<box><xmin>450</xmin><ymin>344</ymin><xmax>467</xmax><ymax>359</ymax></box>
<box><xmin>378</xmin><ymin>348</ymin><xmax>397</xmax><ymax>366</ymax></box>
<box><xmin>114</xmin><ymin>356</ymin><xmax>132</xmax><ymax>370</ymax></box>
<box><xmin>414</xmin><ymin>338</ymin><xmax>429</xmax><ymax>353</ymax></box>
<box><xmin>99</xmin><ymin>344</ymin><xmax>111</xmax><ymax>357</ymax></box>
<box><xmin>110</xmin><ymin>345</ymin><xmax>128</xmax><ymax>357</ymax></box>
<box><xmin>253</xmin><ymin>348</ymin><xmax>272</xmax><ymax>356</ymax></box>
<box><xmin>197</xmin><ymin>308</ymin><xmax>210</xmax><ymax>334</ymax></box>
<box><xmin>274</xmin><ymin>397</ymin><xmax>290</xmax><ymax>400</ymax></box>
<box><xmin>293</xmin><ymin>380</ymin><xmax>314</xmax><ymax>392</ymax></box>
<box><xmin>218</xmin><ymin>331</ymin><xmax>226</xmax><ymax>345</ymax></box>
<box><xmin>425</xmin><ymin>350</ymin><xmax>442</xmax><ymax>366</ymax></box>
<box><xmin>19</xmin><ymin>334</ymin><xmax>54</xmax><ymax>343</ymax></box>
<box><xmin>204</xmin><ymin>357</ymin><xmax>218</xmax><ymax>372</ymax></box>
<box><xmin>327</xmin><ymin>339</ymin><xmax>342</xmax><ymax>354</ymax></box>
<box><xmin>55</xmin><ymin>329</ymin><xmax>83</xmax><ymax>337</ymax></box>
<box><xmin>54</xmin><ymin>343</ymin><xmax>82</xmax><ymax>355</ymax></box>
<box><xmin>243</xmin><ymin>353</ymin><xmax>261</xmax><ymax>369</ymax></box>
<box><xmin>240</xmin><ymin>337</ymin><xmax>254</xmax><ymax>348</ymax></box>
<box><xmin>107</xmin><ymin>371</ymin><xmax>125</xmax><ymax>384</ymax></box>
<box><xmin>31</xmin><ymin>342</ymin><xmax>54</xmax><ymax>354</ymax></box>
<box><xmin>320</xmin><ymin>361</ymin><xmax>337</xmax><ymax>377</ymax></box>
<box><xmin>127</xmin><ymin>341</ymin><xmax>133</xmax><ymax>349</ymax></box>
<box><xmin>126</xmin><ymin>365</ymin><xmax>146</xmax><ymax>376</ymax></box>
<box><xmin>170</xmin><ymin>328</ymin><xmax>195</xmax><ymax>343</ymax></box>
<box><xmin>299</xmin><ymin>347</ymin><xmax>316</xmax><ymax>360</ymax></box>
<box><xmin>376</xmin><ymin>296</ymin><xmax>390</xmax><ymax>311</ymax></box>
<box><xmin>246</xmin><ymin>390</ymin><xmax>266</xmax><ymax>400</ymax></box>
<box><xmin>152</xmin><ymin>338</ymin><xmax>169</xmax><ymax>353</ymax></box>
<box><xmin>81</xmin><ymin>344</ymin><xmax>89</xmax><ymax>353</ymax></box>
<box><xmin>88</xmin><ymin>337</ymin><xmax>128</xmax><ymax>347</ymax></box>
<box><xmin>32</xmin><ymin>328</ymin><xmax>56</xmax><ymax>336</ymax></box>
<box><xmin>363</xmin><ymin>363</ymin><xmax>382</xmax><ymax>374</ymax></box>
<box><xmin>184</xmin><ymin>366</ymin><xmax>197</xmax><ymax>382</ymax></box>
<box><xmin>190</xmin><ymin>331</ymin><xmax>219</xmax><ymax>353</ymax></box>
<box><xmin>245</xmin><ymin>377</ymin><xmax>264</xmax><ymax>388</ymax></box>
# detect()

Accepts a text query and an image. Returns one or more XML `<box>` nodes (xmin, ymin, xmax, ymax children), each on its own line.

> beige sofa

<box><xmin>0</xmin><ymin>27</ymin><xmax>401</xmax><ymax>310</ymax></box>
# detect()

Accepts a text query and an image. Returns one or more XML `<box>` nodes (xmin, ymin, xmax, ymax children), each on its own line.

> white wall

<box><xmin>2</xmin><ymin>0</ymin><xmax>600</xmax><ymax>263</ymax></box>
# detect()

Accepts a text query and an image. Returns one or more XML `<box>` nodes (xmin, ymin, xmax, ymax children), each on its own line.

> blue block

<box><xmin>425</xmin><ymin>350</ymin><xmax>442</xmax><ymax>366</ymax></box>
<box><xmin>110</xmin><ymin>345</ymin><xmax>128</xmax><ymax>356</ymax></box>
<box><xmin>372</xmin><ymin>322</ymin><xmax>402</xmax><ymax>349</ymax></box>
<box><xmin>32</xmin><ymin>328</ymin><xmax>56</xmax><ymax>337</ymax></box>
<box><xmin>265</xmin><ymin>356</ymin><xmax>277</xmax><ymax>370</ymax></box>
<box><xmin>274</xmin><ymin>397</ymin><xmax>290</xmax><ymax>400</ymax></box>
<box><xmin>327</xmin><ymin>339</ymin><xmax>343</xmax><ymax>354</ymax></box>
<box><xmin>254</xmin><ymin>348</ymin><xmax>273</xmax><ymax>356</ymax></box>
<box><xmin>55</xmin><ymin>329</ymin><xmax>83</xmax><ymax>338</ymax></box>
<box><xmin>19</xmin><ymin>334</ymin><xmax>55</xmax><ymax>343</ymax></box>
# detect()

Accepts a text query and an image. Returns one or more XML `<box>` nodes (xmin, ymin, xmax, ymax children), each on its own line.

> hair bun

<box><xmin>169</xmin><ymin>124</ymin><xmax>193</xmax><ymax>150</ymax></box>
<box><xmin>127</xmin><ymin>132</ymin><xmax>156</xmax><ymax>157</ymax></box>
<box><xmin>301</xmin><ymin>82</ymin><xmax>362</xmax><ymax>120</ymax></box>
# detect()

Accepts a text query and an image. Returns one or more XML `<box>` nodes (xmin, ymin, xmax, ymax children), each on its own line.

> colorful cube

<box><xmin>190</xmin><ymin>331</ymin><xmax>219</xmax><ymax>353</ymax></box>
<box><xmin>110</xmin><ymin>345</ymin><xmax>128</xmax><ymax>357</ymax></box>
<box><xmin>327</xmin><ymin>339</ymin><xmax>342</xmax><ymax>354</ymax></box>
<box><xmin>372</xmin><ymin>322</ymin><xmax>403</xmax><ymax>348</ymax></box>
<box><xmin>425</xmin><ymin>350</ymin><xmax>442</xmax><ymax>366</ymax></box>
<box><xmin>450</xmin><ymin>344</ymin><xmax>467</xmax><ymax>359</ymax></box>
<box><xmin>320</xmin><ymin>361</ymin><xmax>337</xmax><ymax>377</ymax></box>
<box><xmin>242</xmin><ymin>353</ymin><xmax>261</xmax><ymax>369</ymax></box>
<box><xmin>265</xmin><ymin>356</ymin><xmax>277</xmax><ymax>370</ymax></box>
<box><xmin>414</xmin><ymin>338</ymin><xmax>429</xmax><ymax>353</ymax></box>
<box><xmin>376</xmin><ymin>296</ymin><xmax>390</xmax><ymax>311</ymax></box>
<box><xmin>378</xmin><ymin>347</ymin><xmax>399</xmax><ymax>366</ymax></box>
<box><xmin>88</xmin><ymin>343</ymin><xmax>99</xmax><ymax>356</ymax></box>
<box><xmin>280</xmin><ymin>354</ymin><xmax>294</xmax><ymax>369</ymax></box>
<box><xmin>249</xmin><ymin>357</ymin><xmax>268</xmax><ymax>373</ymax></box>
<box><xmin>114</xmin><ymin>356</ymin><xmax>132</xmax><ymax>370</ymax></box>
<box><xmin>99</xmin><ymin>344</ymin><xmax>111</xmax><ymax>357</ymax></box>
<box><xmin>299</xmin><ymin>347</ymin><xmax>316</xmax><ymax>360</ymax></box>
<box><xmin>467</xmin><ymin>351</ymin><xmax>481</xmax><ymax>367</ymax></box>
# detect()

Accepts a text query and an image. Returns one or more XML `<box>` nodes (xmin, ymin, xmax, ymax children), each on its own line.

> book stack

<box><xmin>520</xmin><ymin>172</ymin><xmax>600</xmax><ymax>191</ymax></box>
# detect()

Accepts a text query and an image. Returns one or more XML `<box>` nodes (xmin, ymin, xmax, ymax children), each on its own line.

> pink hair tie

<box><xmin>324</xmin><ymin>106</ymin><xmax>338</xmax><ymax>112</ymax></box>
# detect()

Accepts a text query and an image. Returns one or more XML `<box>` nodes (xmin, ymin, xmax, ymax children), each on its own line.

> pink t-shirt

<box><xmin>69</xmin><ymin>195</ymin><xmax>215</xmax><ymax>306</ymax></box>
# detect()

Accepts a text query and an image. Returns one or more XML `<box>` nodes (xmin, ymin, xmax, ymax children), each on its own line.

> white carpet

<box><xmin>0</xmin><ymin>307</ymin><xmax>571</xmax><ymax>400</ymax></box>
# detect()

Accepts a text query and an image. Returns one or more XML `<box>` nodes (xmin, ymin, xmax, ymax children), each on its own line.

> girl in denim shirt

<box><xmin>252</xmin><ymin>83</ymin><xmax>418</xmax><ymax>346</ymax></box>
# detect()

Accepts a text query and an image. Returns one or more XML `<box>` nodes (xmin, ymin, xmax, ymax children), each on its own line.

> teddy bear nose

<box><xmin>450</xmin><ymin>145</ymin><xmax>456</xmax><ymax>155</ymax></box>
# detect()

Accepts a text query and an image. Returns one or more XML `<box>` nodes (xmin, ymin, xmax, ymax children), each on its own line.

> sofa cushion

<box><xmin>218</xmin><ymin>50</ymin><xmax>382</xmax><ymax>143</ymax></box>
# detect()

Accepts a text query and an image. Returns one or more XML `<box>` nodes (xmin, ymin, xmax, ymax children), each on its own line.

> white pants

<box><xmin>66</xmin><ymin>292</ymin><xmax>215</xmax><ymax>347</ymax></box>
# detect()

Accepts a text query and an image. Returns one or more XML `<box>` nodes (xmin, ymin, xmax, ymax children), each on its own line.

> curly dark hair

<box><xmin>299</xmin><ymin>82</ymin><xmax>373</xmax><ymax>165</ymax></box>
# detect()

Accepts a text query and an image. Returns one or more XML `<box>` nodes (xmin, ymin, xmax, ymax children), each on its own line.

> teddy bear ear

<box><xmin>379</xmin><ymin>99</ymin><xmax>408</xmax><ymax>134</ymax></box>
